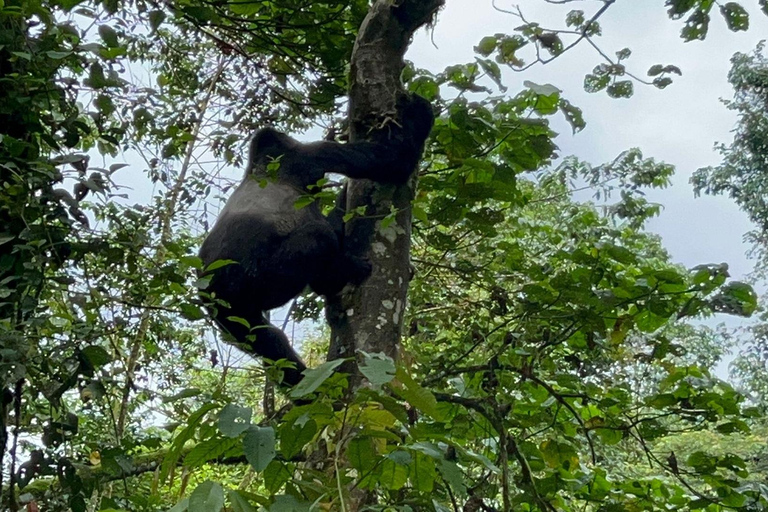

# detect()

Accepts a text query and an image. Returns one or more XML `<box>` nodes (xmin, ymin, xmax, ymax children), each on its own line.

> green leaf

<box><xmin>98</xmin><ymin>25</ymin><xmax>119</xmax><ymax>48</ymax></box>
<box><xmin>95</xmin><ymin>94</ymin><xmax>116</xmax><ymax>117</ymax></box>
<box><xmin>601</xmin><ymin>243</ymin><xmax>636</xmax><ymax>264</ymax></box>
<box><xmin>348</xmin><ymin>436</ymin><xmax>377</xmax><ymax>473</ymax></box>
<box><xmin>459</xmin><ymin>446</ymin><xmax>500</xmax><ymax>474</ymax></box>
<box><xmin>381</xmin><ymin>211</ymin><xmax>397</xmax><ymax>229</ymax></box>
<box><xmin>218</xmin><ymin>404</ymin><xmax>252</xmax><ymax>438</ymax></box>
<box><xmin>566</xmin><ymin>10</ymin><xmax>585</xmax><ymax>27</ymax></box>
<box><xmin>194</xmin><ymin>276</ymin><xmax>212</xmax><ymax>290</ymax></box>
<box><xmin>681</xmin><ymin>10</ymin><xmax>710</xmax><ymax>41</ymax></box>
<box><xmin>293</xmin><ymin>196</ymin><xmax>315</xmax><ymax>210</ymax></box>
<box><xmin>410</xmin><ymin>76</ymin><xmax>440</xmax><ymax>100</ymax></box>
<box><xmin>410</xmin><ymin>442</ymin><xmax>446</xmax><ymax>459</ymax></box>
<box><xmin>687</xmin><ymin>451</ymin><xmax>717</xmax><ymax>475</ymax></box>
<box><xmin>289</xmin><ymin>359</ymin><xmax>344</xmax><ymax>398</ymax></box>
<box><xmin>81</xmin><ymin>346</ymin><xmax>111</xmax><ymax>367</ymax></box>
<box><xmin>634</xmin><ymin>309</ymin><xmax>668</xmax><ymax>333</ymax></box>
<box><xmin>646</xmin><ymin>393</ymin><xmax>677</xmax><ymax>409</ymax></box>
<box><xmin>497</xmin><ymin>35</ymin><xmax>526</xmax><ymax>67</ymax></box>
<box><xmin>167</xmin><ymin>499</ymin><xmax>189</xmax><ymax>512</ymax></box>
<box><xmin>85</xmin><ymin>63</ymin><xmax>107</xmax><ymax>89</ymax></box>
<box><xmin>540</xmin><ymin>439</ymin><xmax>579</xmax><ymax>470</ymax></box>
<box><xmin>182</xmin><ymin>5</ymin><xmax>216</xmax><ymax>21</ymax></box>
<box><xmin>716</xmin><ymin>420</ymin><xmax>750</xmax><ymax>434</ymax></box>
<box><xmin>148</xmin><ymin>10</ymin><xmax>166</xmax><ymax>31</ymax></box>
<box><xmin>377</xmin><ymin>458</ymin><xmax>409</xmax><ymax>490</ymax></box>
<box><xmin>57</xmin><ymin>0</ymin><xmax>85</xmax><ymax>8</ymax></box>
<box><xmin>524</xmin><ymin>81</ymin><xmax>560</xmax><ymax>97</ymax></box>
<box><xmin>180</xmin><ymin>303</ymin><xmax>205</xmax><ymax>321</ymax></box>
<box><xmin>595</xmin><ymin>427</ymin><xmax>624</xmax><ymax>445</ymax></box>
<box><xmin>226</xmin><ymin>316</ymin><xmax>251</xmax><ymax>329</ymax></box>
<box><xmin>410</xmin><ymin>451</ymin><xmax>436</xmax><ymax>492</ymax></box>
<box><xmin>184</xmin><ymin>437</ymin><xmax>241</xmax><ymax>468</ymax></box>
<box><xmin>228</xmin><ymin>0</ymin><xmax>260</xmax><ymax>15</ymax></box>
<box><xmin>526</xmin><ymin>83</ymin><xmax>560</xmax><ymax>114</ymax></box>
<box><xmin>412</xmin><ymin>204</ymin><xmax>428</xmax><ymax>223</ymax></box>
<box><xmin>559</xmin><ymin>99</ymin><xmax>585</xmax><ymax>133</ymax></box>
<box><xmin>243</xmin><ymin>426</ymin><xmax>275</xmax><ymax>471</ymax></box>
<box><xmin>228</xmin><ymin>490</ymin><xmax>257</xmax><ymax>512</ymax></box>
<box><xmin>359</xmin><ymin>352</ymin><xmax>396</xmax><ymax>386</ymax></box>
<box><xmin>607</xmin><ymin>80</ymin><xmax>634</xmax><ymax>98</ymax></box>
<box><xmin>357</xmin><ymin>389</ymin><xmax>409</xmax><ymax>424</ymax></box>
<box><xmin>162</xmin><ymin>388</ymin><xmax>201</xmax><ymax>402</ymax></box>
<box><xmin>279</xmin><ymin>419</ymin><xmax>316</xmax><ymax>459</ymax></box>
<box><xmin>584</xmin><ymin>73</ymin><xmax>610</xmax><ymax>93</ymax></box>
<box><xmin>205</xmin><ymin>259</ymin><xmax>237</xmax><ymax>272</ymax></box>
<box><xmin>710</xmin><ymin>281</ymin><xmax>758</xmax><ymax>316</ymax></box>
<box><xmin>667</xmin><ymin>0</ymin><xmax>697</xmax><ymax>17</ymax></box>
<box><xmin>45</xmin><ymin>51</ymin><xmax>72</xmax><ymax>60</ymax></box>
<box><xmin>269</xmin><ymin>495</ymin><xmax>311</xmax><ymax>512</ymax></box>
<box><xmin>616</xmin><ymin>48</ymin><xmax>632</xmax><ymax>61</ymax></box>
<box><xmin>100</xmin><ymin>46</ymin><xmax>126</xmax><ymax>60</ymax></box>
<box><xmin>475</xmin><ymin>36</ymin><xmax>497</xmax><ymax>56</ymax></box>
<box><xmin>188</xmin><ymin>481</ymin><xmax>225</xmax><ymax>512</ymax></box>
<box><xmin>180</xmin><ymin>255</ymin><xmax>204</xmax><ymax>269</ymax></box>
<box><xmin>263</xmin><ymin>460</ymin><xmax>292</xmax><ymax>493</ymax></box>
<box><xmin>437</xmin><ymin>460</ymin><xmax>466</xmax><ymax>496</ymax></box>
<box><xmin>160</xmin><ymin>403</ymin><xmax>217</xmax><ymax>482</ymax></box>
<box><xmin>720</xmin><ymin>2</ymin><xmax>749</xmax><ymax>31</ymax></box>
<box><xmin>392</xmin><ymin>367</ymin><xmax>443</xmax><ymax>420</ymax></box>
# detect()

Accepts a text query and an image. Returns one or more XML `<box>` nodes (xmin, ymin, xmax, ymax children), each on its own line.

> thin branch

<box><xmin>491</xmin><ymin>0</ymin><xmax>659</xmax><ymax>90</ymax></box>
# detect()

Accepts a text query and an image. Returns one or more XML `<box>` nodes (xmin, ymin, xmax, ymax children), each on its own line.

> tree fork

<box><xmin>326</xmin><ymin>0</ymin><xmax>443</xmax><ymax>383</ymax></box>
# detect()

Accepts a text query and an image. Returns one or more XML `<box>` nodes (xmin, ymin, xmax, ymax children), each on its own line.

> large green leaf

<box><xmin>289</xmin><ymin>359</ymin><xmax>344</xmax><ymax>398</ymax></box>
<box><xmin>188</xmin><ymin>481</ymin><xmax>225</xmax><ymax>512</ymax></box>
<box><xmin>243</xmin><ymin>426</ymin><xmax>276</xmax><ymax>472</ymax></box>
<box><xmin>218</xmin><ymin>404</ymin><xmax>252</xmax><ymax>438</ymax></box>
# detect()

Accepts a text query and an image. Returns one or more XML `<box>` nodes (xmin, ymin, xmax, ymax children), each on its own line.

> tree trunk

<box><xmin>326</xmin><ymin>0</ymin><xmax>443</xmax><ymax>382</ymax></box>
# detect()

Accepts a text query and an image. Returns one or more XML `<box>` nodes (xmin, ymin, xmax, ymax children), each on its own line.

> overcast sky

<box><xmin>410</xmin><ymin>0</ymin><xmax>768</xmax><ymax>281</ymax></box>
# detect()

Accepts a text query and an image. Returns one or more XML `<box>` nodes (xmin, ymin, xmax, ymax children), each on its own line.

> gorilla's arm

<box><xmin>303</xmin><ymin>139</ymin><xmax>421</xmax><ymax>184</ymax></box>
<box><xmin>304</xmin><ymin>96</ymin><xmax>434</xmax><ymax>183</ymax></box>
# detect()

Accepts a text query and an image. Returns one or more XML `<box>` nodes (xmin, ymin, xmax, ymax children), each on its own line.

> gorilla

<box><xmin>199</xmin><ymin>94</ymin><xmax>434</xmax><ymax>386</ymax></box>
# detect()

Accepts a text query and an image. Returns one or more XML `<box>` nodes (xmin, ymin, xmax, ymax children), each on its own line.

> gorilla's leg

<box><xmin>213</xmin><ymin>311</ymin><xmax>306</xmax><ymax>386</ymax></box>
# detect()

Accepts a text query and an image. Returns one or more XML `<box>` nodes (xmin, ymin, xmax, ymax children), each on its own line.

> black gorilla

<box><xmin>199</xmin><ymin>95</ymin><xmax>434</xmax><ymax>386</ymax></box>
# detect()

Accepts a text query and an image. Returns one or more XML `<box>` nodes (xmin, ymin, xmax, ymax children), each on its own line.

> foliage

<box><xmin>731</xmin><ymin>321</ymin><xmax>768</xmax><ymax>410</ymax></box>
<box><xmin>692</xmin><ymin>42</ymin><xmax>768</xmax><ymax>233</ymax></box>
<box><xmin>1</xmin><ymin>0</ymin><xmax>767</xmax><ymax>511</ymax></box>
<box><xmin>0</xmin><ymin>0</ymin><xmax>116</xmax><ymax>506</ymax></box>
<box><xmin>691</xmin><ymin>41</ymin><xmax>768</xmax><ymax>414</ymax></box>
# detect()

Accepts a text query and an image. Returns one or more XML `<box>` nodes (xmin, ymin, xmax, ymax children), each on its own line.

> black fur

<box><xmin>199</xmin><ymin>95</ymin><xmax>434</xmax><ymax>386</ymax></box>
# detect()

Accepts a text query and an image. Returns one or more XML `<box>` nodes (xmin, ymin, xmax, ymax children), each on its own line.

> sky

<box><xmin>406</xmin><ymin>0</ymin><xmax>768</xmax><ymax>375</ymax></box>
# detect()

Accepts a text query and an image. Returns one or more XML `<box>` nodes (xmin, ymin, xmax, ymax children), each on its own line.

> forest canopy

<box><xmin>0</xmin><ymin>1</ymin><xmax>767</xmax><ymax>511</ymax></box>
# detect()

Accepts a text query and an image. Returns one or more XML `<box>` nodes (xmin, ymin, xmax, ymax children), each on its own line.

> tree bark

<box><xmin>326</xmin><ymin>0</ymin><xmax>443</xmax><ymax>382</ymax></box>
